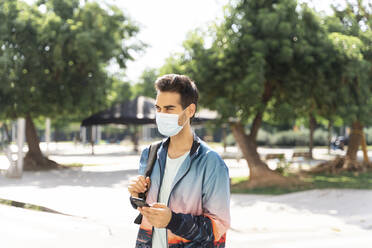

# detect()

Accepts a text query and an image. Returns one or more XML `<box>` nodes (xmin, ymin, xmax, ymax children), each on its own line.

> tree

<box><xmin>266</xmin><ymin>5</ymin><xmax>332</xmax><ymax>158</ymax></box>
<box><xmin>312</xmin><ymin>31</ymin><xmax>372</xmax><ymax>172</ymax></box>
<box><xmin>0</xmin><ymin>0</ymin><xmax>141</xmax><ymax>170</ymax></box>
<box><xmin>311</xmin><ymin>0</ymin><xmax>372</xmax><ymax>172</ymax></box>
<box><xmin>109</xmin><ymin>77</ymin><xmax>132</xmax><ymax>104</ymax></box>
<box><xmin>132</xmin><ymin>68</ymin><xmax>158</xmax><ymax>99</ymax></box>
<box><xmin>126</xmin><ymin>68</ymin><xmax>158</xmax><ymax>152</ymax></box>
<box><xmin>161</xmin><ymin>0</ymin><xmax>334</xmax><ymax>188</ymax></box>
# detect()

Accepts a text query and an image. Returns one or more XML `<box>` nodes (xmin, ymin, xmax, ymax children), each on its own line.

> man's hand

<box><xmin>128</xmin><ymin>175</ymin><xmax>151</xmax><ymax>198</ymax></box>
<box><xmin>139</xmin><ymin>203</ymin><xmax>172</xmax><ymax>228</ymax></box>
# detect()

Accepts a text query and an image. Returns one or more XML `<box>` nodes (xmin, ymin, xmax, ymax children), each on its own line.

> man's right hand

<box><xmin>128</xmin><ymin>175</ymin><xmax>151</xmax><ymax>198</ymax></box>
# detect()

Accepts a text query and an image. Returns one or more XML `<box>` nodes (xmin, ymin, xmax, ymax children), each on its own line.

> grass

<box><xmin>231</xmin><ymin>170</ymin><xmax>372</xmax><ymax>195</ymax></box>
<box><xmin>303</xmin><ymin>171</ymin><xmax>372</xmax><ymax>189</ymax></box>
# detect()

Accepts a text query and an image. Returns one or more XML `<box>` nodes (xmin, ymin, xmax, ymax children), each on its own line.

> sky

<box><xmin>109</xmin><ymin>0</ymin><xmax>230</xmax><ymax>82</ymax></box>
<box><xmin>24</xmin><ymin>0</ymin><xmax>343</xmax><ymax>83</ymax></box>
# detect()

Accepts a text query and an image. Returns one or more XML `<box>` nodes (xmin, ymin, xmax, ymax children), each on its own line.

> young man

<box><xmin>128</xmin><ymin>74</ymin><xmax>230</xmax><ymax>247</ymax></box>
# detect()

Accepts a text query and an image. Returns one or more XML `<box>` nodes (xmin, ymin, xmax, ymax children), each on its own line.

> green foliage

<box><xmin>202</xmin><ymin>0</ymin><xmax>302</xmax><ymax>121</ymax></box>
<box><xmin>108</xmin><ymin>77</ymin><xmax>132</xmax><ymax>104</ymax></box>
<box><xmin>161</xmin><ymin>0</ymin><xmax>341</xmax><ymax>129</ymax></box>
<box><xmin>256</xmin><ymin>129</ymin><xmax>270</xmax><ymax>146</ymax></box>
<box><xmin>270</xmin><ymin>129</ymin><xmax>328</xmax><ymax>147</ymax></box>
<box><xmin>227</xmin><ymin>128</ymin><xmax>329</xmax><ymax>147</ymax></box>
<box><xmin>159</xmin><ymin>0</ymin><xmax>372</xmax><ymax>146</ymax></box>
<box><xmin>325</xmin><ymin>1</ymin><xmax>372</xmax><ymax>126</ymax></box>
<box><xmin>331</xmin><ymin>0</ymin><xmax>371</xmax><ymax>36</ymax></box>
<box><xmin>313</xmin><ymin>129</ymin><xmax>329</xmax><ymax>146</ymax></box>
<box><xmin>269</xmin><ymin>130</ymin><xmax>309</xmax><ymax>147</ymax></box>
<box><xmin>327</xmin><ymin>33</ymin><xmax>372</xmax><ymax>125</ymax></box>
<box><xmin>131</xmin><ymin>68</ymin><xmax>158</xmax><ymax>99</ymax></box>
<box><xmin>0</xmin><ymin>0</ymin><xmax>141</xmax><ymax>121</ymax></box>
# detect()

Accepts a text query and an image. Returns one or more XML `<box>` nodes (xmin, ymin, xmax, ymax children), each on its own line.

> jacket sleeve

<box><xmin>138</xmin><ymin>147</ymin><xmax>150</xmax><ymax>176</ymax></box>
<box><xmin>166</xmin><ymin>151</ymin><xmax>231</xmax><ymax>243</ymax></box>
<box><xmin>129</xmin><ymin>147</ymin><xmax>150</xmax><ymax>210</ymax></box>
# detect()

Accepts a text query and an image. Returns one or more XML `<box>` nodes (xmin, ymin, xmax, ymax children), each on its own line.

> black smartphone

<box><xmin>132</xmin><ymin>197</ymin><xmax>150</xmax><ymax>208</ymax></box>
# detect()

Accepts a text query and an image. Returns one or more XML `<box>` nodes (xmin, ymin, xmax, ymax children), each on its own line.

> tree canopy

<box><xmin>160</xmin><ymin>0</ymin><xmax>372</xmax><ymax>183</ymax></box>
<box><xmin>0</xmin><ymin>0</ymin><xmax>142</xmax><ymax>170</ymax></box>
<box><xmin>0</xmin><ymin>0</ymin><xmax>141</xmax><ymax>120</ymax></box>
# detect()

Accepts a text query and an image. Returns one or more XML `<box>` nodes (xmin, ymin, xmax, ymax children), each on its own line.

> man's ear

<box><xmin>188</xmin><ymin>103</ymin><xmax>196</xmax><ymax>118</ymax></box>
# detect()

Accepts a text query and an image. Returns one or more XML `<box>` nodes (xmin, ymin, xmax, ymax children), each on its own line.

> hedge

<box><xmin>226</xmin><ymin>129</ymin><xmax>330</xmax><ymax>147</ymax></box>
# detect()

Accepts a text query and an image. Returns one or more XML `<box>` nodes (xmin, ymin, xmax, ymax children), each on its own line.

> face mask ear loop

<box><xmin>179</xmin><ymin>105</ymin><xmax>190</xmax><ymax>127</ymax></box>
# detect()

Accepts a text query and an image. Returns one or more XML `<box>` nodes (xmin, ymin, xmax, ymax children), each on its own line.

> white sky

<box><xmin>25</xmin><ymin>0</ymin><xmax>342</xmax><ymax>83</ymax></box>
<box><xmin>109</xmin><ymin>0</ymin><xmax>229</xmax><ymax>82</ymax></box>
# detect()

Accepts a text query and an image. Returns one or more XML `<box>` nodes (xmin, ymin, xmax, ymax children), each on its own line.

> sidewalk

<box><xmin>0</xmin><ymin>164</ymin><xmax>139</xmax><ymax>247</ymax></box>
<box><xmin>0</xmin><ymin>145</ymin><xmax>371</xmax><ymax>247</ymax></box>
<box><xmin>0</xmin><ymin>204</ymin><xmax>115</xmax><ymax>248</ymax></box>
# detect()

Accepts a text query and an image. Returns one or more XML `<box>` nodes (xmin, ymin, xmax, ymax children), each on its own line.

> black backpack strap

<box><xmin>144</xmin><ymin>141</ymin><xmax>162</xmax><ymax>180</ymax></box>
<box><xmin>133</xmin><ymin>140</ymin><xmax>162</xmax><ymax>225</ymax></box>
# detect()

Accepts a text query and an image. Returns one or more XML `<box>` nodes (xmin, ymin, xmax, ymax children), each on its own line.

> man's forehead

<box><xmin>155</xmin><ymin>91</ymin><xmax>182</xmax><ymax>107</ymax></box>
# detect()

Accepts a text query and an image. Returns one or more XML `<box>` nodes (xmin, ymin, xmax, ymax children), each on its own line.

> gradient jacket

<box><xmin>134</xmin><ymin>135</ymin><xmax>231</xmax><ymax>247</ymax></box>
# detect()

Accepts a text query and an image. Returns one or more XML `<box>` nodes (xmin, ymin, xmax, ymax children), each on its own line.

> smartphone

<box><xmin>132</xmin><ymin>197</ymin><xmax>150</xmax><ymax>208</ymax></box>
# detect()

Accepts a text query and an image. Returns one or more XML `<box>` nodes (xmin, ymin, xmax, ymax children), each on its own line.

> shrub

<box><xmin>257</xmin><ymin>129</ymin><xmax>270</xmax><ymax>146</ymax></box>
<box><xmin>364</xmin><ymin>128</ymin><xmax>372</xmax><ymax>145</ymax></box>
<box><xmin>222</xmin><ymin>128</ymin><xmax>329</xmax><ymax>147</ymax></box>
<box><xmin>225</xmin><ymin>133</ymin><xmax>236</xmax><ymax>146</ymax></box>
<box><xmin>313</xmin><ymin>129</ymin><xmax>329</xmax><ymax>146</ymax></box>
<box><xmin>269</xmin><ymin>130</ymin><xmax>309</xmax><ymax>146</ymax></box>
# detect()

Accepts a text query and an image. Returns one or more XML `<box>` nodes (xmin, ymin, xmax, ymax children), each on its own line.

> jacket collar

<box><xmin>161</xmin><ymin>132</ymin><xmax>201</xmax><ymax>156</ymax></box>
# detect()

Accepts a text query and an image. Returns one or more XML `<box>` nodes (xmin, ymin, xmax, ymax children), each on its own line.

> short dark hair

<box><xmin>155</xmin><ymin>74</ymin><xmax>199</xmax><ymax>117</ymax></box>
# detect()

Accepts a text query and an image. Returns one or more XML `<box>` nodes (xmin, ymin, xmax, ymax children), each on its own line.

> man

<box><xmin>128</xmin><ymin>74</ymin><xmax>230</xmax><ymax>247</ymax></box>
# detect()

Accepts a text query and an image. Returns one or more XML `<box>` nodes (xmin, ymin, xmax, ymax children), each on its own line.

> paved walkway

<box><xmin>0</xmin><ymin>143</ymin><xmax>371</xmax><ymax>247</ymax></box>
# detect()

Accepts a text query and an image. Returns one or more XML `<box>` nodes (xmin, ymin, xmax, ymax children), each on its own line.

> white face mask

<box><xmin>155</xmin><ymin>109</ymin><xmax>187</xmax><ymax>137</ymax></box>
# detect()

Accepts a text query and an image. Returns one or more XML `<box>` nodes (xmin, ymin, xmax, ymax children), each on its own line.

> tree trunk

<box><xmin>346</xmin><ymin>121</ymin><xmax>363</xmax><ymax>161</ymax></box>
<box><xmin>91</xmin><ymin>126</ymin><xmax>95</xmax><ymax>155</ymax></box>
<box><xmin>230</xmin><ymin>121</ymin><xmax>300</xmax><ymax>188</ymax></box>
<box><xmin>311</xmin><ymin>120</ymin><xmax>371</xmax><ymax>173</ymax></box>
<box><xmin>24</xmin><ymin>114</ymin><xmax>59</xmax><ymax>170</ymax></box>
<box><xmin>341</xmin><ymin>121</ymin><xmax>364</xmax><ymax>171</ymax></box>
<box><xmin>133</xmin><ymin>127</ymin><xmax>139</xmax><ymax>153</ymax></box>
<box><xmin>361</xmin><ymin>132</ymin><xmax>369</xmax><ymax>164</ymax></box>
<box><xmin>91</xmin><ymin>138</ymin><xmax>95</xmax><ymax>155</ymax></box>
<box><xmin>309</xmin><ymin>114</ymin><xmax>316</xmax><ymax>159</ymax></box>
<box><xmin>229</xmin><ymin>81</ymin><xmax>302</xmax><ymax>188</ymax></box>
<box><xmin>327</xmin><ymin>120</ymin><xmax>332</xmax><ymax>155</ymax></box>
<box><xmin>222</xmin><ymin>126</ymin><xmax>227</xmax><ymax>153</ymax></box>
<box><xmin>3</xmin><ymin>123</ymin><xmax>11</xmax><ymax>141</ymax></box>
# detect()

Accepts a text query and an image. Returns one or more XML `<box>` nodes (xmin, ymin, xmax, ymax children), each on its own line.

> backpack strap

<box><xmin>133</xmin><ymin>140</ymin><xmax>162</xmax><ymax>224</ymax></box>
<box><xmin>144</xmin><ymin>141</ymin><xmax>162</xmax><ymax>181</ymax></box>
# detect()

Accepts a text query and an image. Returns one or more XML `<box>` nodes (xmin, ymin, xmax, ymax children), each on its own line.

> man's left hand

<box><xmin>139</xmin><ymin>203</ymin><xmax>172</xmax><ymax>228</ymax></box>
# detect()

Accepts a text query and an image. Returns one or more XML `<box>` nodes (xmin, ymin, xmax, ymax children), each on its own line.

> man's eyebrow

<box><xmin>155</xmin><ymin>104</ymin><xmax>176</xmax><ymax>108</ymax></box>
<box><xmin>164</xmin><ymin>105</ymin><xmax>176</xmax><ymax>108</ymax></box>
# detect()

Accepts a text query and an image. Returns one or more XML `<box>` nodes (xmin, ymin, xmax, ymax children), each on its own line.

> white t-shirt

<box><xmin>152</xmin><ymin>151</ymin><xmax>190</xmax><ymax>248</ymax></box>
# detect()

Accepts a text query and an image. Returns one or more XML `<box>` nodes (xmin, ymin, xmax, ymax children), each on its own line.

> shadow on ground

<box><xmin>0</xmin><ymin>167</ymin><xmax>138</xmax><ymax>188</ymax></box>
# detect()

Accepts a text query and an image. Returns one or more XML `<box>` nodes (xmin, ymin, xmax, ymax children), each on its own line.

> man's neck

<box><xmin>168</xmin><ymin>124</ymin><xmax>193</xmax><ymax>158</ymax></box>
